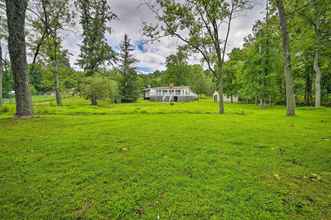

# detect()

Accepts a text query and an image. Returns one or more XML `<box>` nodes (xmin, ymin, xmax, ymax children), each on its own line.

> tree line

<box><xmin>221</xmin><ymin>0</ymin><xmax>331</xmax><ymax>109</ymax></box>
<box><xmin>0</xmin><ymin>0</ymin><xmax>330</xmax><ymax>118</ymax></box>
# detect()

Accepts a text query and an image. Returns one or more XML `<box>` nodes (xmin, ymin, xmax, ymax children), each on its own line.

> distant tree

<box><xmin>274</xmin><ymin>0</ymin><xmax>296</xmax><ymax>116</ymax></box>
<box><xmin>44</xmin><ymin>36</ymin><xmax>70</xmax><ymax>105</ymax></box>
<box><xmin>140</xmin><ymin>70</ymin><xmax>163</xmax><ymax>88</ymax></box>
<box><xmin>76</xmin><ymin>0</ymin><xmax>116</xmax><ymax>74</ymax></box>
<box><xmin>163</xmin><ymin>48</ymin><xmax>190</xmax><ymax>86</ymax></box>
<box><xmin>188</xmin><ymin>65</ymin><xmax>213</xmax><ymax>96</ymax></box>
<box><xmin>223</xmin><ymin>48</ymin><xmax>242</xmax><ymax>103</ymax></box>
<box><xmin>238</xmin><ymin>8</ymin><xmax>281</xmax><ymax>106</ymax></box>
<box><xmin>5</xmin><ymin>0</ymin><xmax>32</xmax><ymax>117</ymax></box>
<box><xmin>291</xmin><ymin>0</ymin><xmax>330</xmax><ymax>107</ymax></box>
<box><xmin>81</xmin><ymin>75</ymin><xmax>119</xmax><ymax>105</ymax></box>
<box><xmin>119</xmin><ymin>34</ymin><xmax>139</xmax><ymax>103</ymax></box>
<box><xmin>255</xmin><ymin>1</ymin><xmax>275</xmax><ymax>106</ymax></box>
<box><xmin>140</xmin><ymin>60</ymin><xmax>213</xmax><ymax>96</ymax></box>
<box><xmin>30</xmin><ymin>0</ymin><xmax>72</xmax><ymax>106</ymax></box>
<box><xmin>289</xmin><ymin>15</ymin><xmax>315</xmax><ymax>106</ymax></box>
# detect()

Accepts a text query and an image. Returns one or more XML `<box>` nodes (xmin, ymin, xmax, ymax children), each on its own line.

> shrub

<box><xmin>0</xmin><ymin>105</ymin><xmax>14</xmax><ymax>113</ymax></box>
<box><xmin>80</xmin><ymin>75</ymin><xmax>119</xmax><ymax>105</ymax></box>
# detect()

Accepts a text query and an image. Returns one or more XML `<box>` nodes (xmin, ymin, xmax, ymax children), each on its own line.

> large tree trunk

<box><xmin>5</xmin><ymin>0</ymin><xmax>32</xmax><ymax>117</ymax></box>
<box><xmin>314</xmin><ymin>50</ymin><xmax>321</xmax><ymax>107</ymax></box>
<box><xmin>276</xmin><ymin>0</ymin><xmax>295</xmax><ymax>116</ymax></box>
<box><xmin>0</xmin><ymin>43</ymin><xmax>3</xmax><ymax>106</ymax></box>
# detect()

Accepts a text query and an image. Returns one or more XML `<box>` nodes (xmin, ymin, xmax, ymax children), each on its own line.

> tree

<box><xmin>0</xmin><ymin>0</ymin><xmax>6</xmax><ymax>106</ymax></box>
<box><xmin>144</xmin><ymin>0</ymin><xmax>249</xmax><ymax>114</ymax></box>
<box><xmin>0</xmin><ymin>1</ymin><xmax>6</xmax><ymax>106</ymax></box>
<box><xmin>291</xmin><ymin>0</ymin><xmax>330</xmax><ymax>107</ymax></box>
<box><xmin>81</xmin><ymin>75</ymin><xmax>119</xmax><ymax>105</ymax></box>
<box><xmin>274</xmin><ymin>0</ymin><xmax>296</xmax><ymax>116</ymax></box>
<box><xmin>2</xmin><ymin>62</ymin><xmax>13</xmax><ymax>98</ymax></box>
<box><xmin>44</xmin><ymin>35</ymin><xmax>68</xmax><ymax>106</ymax></box>
<box><xmin>29</xmin><ymin>0</ymin><xmax>72</xmax><ymax>106</ymax></box>
<box><xmin>223</xmin><ymin>48</ymin><xmax>242</xmax><ymax>103</ymax></box>
<box><xmin>162</xmin><ymin>50</ymin><xmax>213</xmax><ymax>95</ymax></box>
<box><xmin>0</xmin><ymin>42</ymin><xmax>3</xmax><ymax>106</ymax></box>
<box><xmin>163</xmin><ymin>48</ymin><xmax>190</xmax><ymax>86</ymax></box>
<box><xmin>76</xmin><ymin>0</ymin><xmax>116</xmax><ymax>74</ymax></box>
<box><xmin>5</xmin><ymin>0</ymin><xmax>32</xmax><ymax>117</ymax></box>
<box><xmin>188</xmin><ymin>65</ymin><xmax>213</xmax><ymax>95</ymax></box>
<box><xmin>238</xmin><ymin>4</ymin><xmax>281</xmax><ymax>106</ymax></box>
<box><xmin>119</xmin><ymin>34</ymin><xmax>139</xmax><ymax>103</ymax></box>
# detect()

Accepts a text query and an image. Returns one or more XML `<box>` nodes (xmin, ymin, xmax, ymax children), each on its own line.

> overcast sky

<box><xmin>62</xmin><ymin>0</ymin><xmax>267</xmax><ymax>74</ymax></box>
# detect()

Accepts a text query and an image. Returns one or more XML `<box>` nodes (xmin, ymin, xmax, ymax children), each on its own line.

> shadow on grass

<box><xmin>32</xmin><ymin>110</ymin><xmax>250</xmax><ymax>117</ymax></box>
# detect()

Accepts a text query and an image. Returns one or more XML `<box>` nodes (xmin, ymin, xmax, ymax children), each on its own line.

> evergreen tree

<box><xmin>119</xmin><ymin>34</ymin><xmax>139</xmax><ymax>103</ymax></box>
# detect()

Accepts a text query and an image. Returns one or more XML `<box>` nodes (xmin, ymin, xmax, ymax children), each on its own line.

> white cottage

<box><xmin>144</xmin><ymin>86</ymin><xmax>198</xmax><ymax>102</ymax></box>
<box><xmin>213</xmin><ymin>91</ymin><xmax>239</xmax><ymax>103</ymax></box>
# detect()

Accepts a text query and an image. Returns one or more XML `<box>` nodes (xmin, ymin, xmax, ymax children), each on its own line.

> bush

<box><xmin>0</xmin><ymin>105</ymin><xmax>13</xmax><ymax>113</ymax></box>
<box><xmin>80</xmin><ymin>75</ymin><xmax>119</xmax><ymax>105</ymax></box>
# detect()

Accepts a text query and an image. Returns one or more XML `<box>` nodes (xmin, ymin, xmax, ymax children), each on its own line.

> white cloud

<box><xmin>61</xmin><ymin>0</ymin><xmax>266</xmax><ymax>73</ymax></box>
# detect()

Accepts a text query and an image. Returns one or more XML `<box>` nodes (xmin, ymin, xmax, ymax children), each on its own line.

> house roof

<box><xmin>144</xmin><ymin>86</ymin><xmax>191</xmax><ymax>90</ymax></box>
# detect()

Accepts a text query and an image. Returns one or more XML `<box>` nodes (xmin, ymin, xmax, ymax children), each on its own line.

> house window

<box><xmin>176</xmin><ymin>90</ymin><xmax>181</xmax><ymax>95</ymax></box>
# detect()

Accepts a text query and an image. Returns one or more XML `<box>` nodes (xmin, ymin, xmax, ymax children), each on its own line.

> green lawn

<box><xmin>0</xmin><ymin>97</ymin><xmax>330</xmax><ymax>219</ymax></box>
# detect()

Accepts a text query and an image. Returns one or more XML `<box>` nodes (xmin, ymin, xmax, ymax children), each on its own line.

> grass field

<box><xmin>0</xmin><ymin>97</ymin><xmax>330</xmax><ymax>219</ymax></box>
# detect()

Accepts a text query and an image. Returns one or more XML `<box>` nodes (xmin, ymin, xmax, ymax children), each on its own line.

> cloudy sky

<box><xmin>62</xmin><ymin>0</ymin><xmax>267</xmax><ymax>74</ymax></box>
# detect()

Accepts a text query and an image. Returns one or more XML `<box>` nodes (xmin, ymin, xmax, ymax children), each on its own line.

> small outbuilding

<box><xmin>213</xmin><ymin>91</ymin><xmax>239</xmax><ymax>103</ymax></box>
<box><xmin>144</xmin><ymin>86</ymin><xmax>198</xmax><ymax>102</ymax></box>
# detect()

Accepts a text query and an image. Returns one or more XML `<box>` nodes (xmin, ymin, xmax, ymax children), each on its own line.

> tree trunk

<box><xmin>276</xmin><ymin>0</ymin><xmax>295</xmax><ymax>116</ymax></box>
<box><xmin>53</xmin><ymin>60</ymin><xmax>62</xmax><ymax>106</ymax></box>
<box><xmin>255</xmin><ymin>96</ymin><xmax>258</xmax><ymax>105</ymax></box>
<box><xmin>5</xmin><ymin>0</ymin><xmax>32</xmax><ymax>117</ymax></box>
<box><xmin>314</xmin><ymin>50</ymin><xmax>321</xmax><ymax>107</ymax></box>
<box><xmin>212</xmin><ymin>5</ymin><xmax>234</xmax><ymax>115</ymax></box>
<box><xmin>91</xmin><ymin>95</ymin><xmax>97</xmax><ymax>105</ymax></box>
<box><xmin>54</xmin><ymin>69</ymin><xmax>62</xmax><ymax>106</ymax></box>
<box><xmin>53</xmin><ymin>34</ymin><xmax>62</xmax><ymax>106</ymax></box>
<box><xmin>0</xmin><ymin>43</ymin><xmax>3</xmax><ymax>106</ymax></box>
<box><xmin>217</xmin><ymin>78</ymin><xmax>224</xmax><ymax>114</ymax></box>
<box><xmin>304</xmin><ymin>68</ymin><xmax>313</xmax><ymax>106</ymax></box>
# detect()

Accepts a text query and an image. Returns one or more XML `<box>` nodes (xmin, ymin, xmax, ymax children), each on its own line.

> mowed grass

<box><xmin>0</xmin><ymin>97</ymin><xmax>331</xmax><ymax>219</ymax></box>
